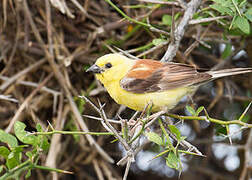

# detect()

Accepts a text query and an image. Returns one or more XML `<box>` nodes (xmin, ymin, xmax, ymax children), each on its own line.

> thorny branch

<box><xmin>167</xmin><ymin>113</ymin><xmax>252</xmax><ymax>128</ymax></box>
<box><xmin>81</xmin><ymin>96</ymin><xmax>206</xmax><ymax>179</ymax></box>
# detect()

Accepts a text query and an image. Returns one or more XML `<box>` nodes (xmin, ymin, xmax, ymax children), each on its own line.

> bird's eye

<box><xmin>105</xmin><ymin>63</ymin><xmax>112</xmax><ymax>69</ymax></box>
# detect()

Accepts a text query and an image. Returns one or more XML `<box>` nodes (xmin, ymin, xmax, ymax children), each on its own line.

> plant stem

<box><xmin>0</xmin><ymin>160</ymin><xmax>31</xmax><ymax>180</ymax></box>
<box><xmin>104</xmin><ymin>0</ymin><xmax>150</xmax><ymax>28</ymax></box>
<box><xmin>167</xmin><ymin>114</ymin><xmax>252</xmax><ymax>128</ymax></box>
<box><xmin>31</xmin><ymin>130</ymin><xmax>114</xmax><ymax>136</ymax></box>
<box><xmin>33</xmin><ymin>165</ymin><xmax>73</xmax><ymax>174</ymax></box>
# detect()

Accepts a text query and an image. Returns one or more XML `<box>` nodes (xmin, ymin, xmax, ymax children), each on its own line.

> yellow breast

<box><xmin>105</xmin><ymin>80</ymin><xmax>194</xmax><ymax>112</ymax></box>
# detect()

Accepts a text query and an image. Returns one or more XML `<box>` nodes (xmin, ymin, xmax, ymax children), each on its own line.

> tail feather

<box><xmin>208</xmin><ymin>68</ymin><xmax>252</xmax><ymax>79</ymax></box>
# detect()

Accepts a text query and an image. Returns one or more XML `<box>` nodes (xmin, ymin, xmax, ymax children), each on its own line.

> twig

<box><xmin>46</xmin><ymin>0</ymin><xmax>53</xmax><ymax>55</ymax></box>
<box><xmin>223</xmin><ymin>95</ymin><xmax>252</xmax><ymax>102</ymax></box>
<box><xmin>5</xmin><ymin>73</ymin><xmax>54</xmax><ymax>133</ymax></box>
<box><xmin>0</xmin><ymin>160</ymin><xmax>31</xmax><ymax>180</ymax></box>
<box><xmin>113</xmin><ymin>46</ymin><xmax>138</xmax><ymax>60</ymax></box>
<box><xmin>0</xmin><ymin>95</ymin><xmax>18</xmax><ymax>103</ymax></box>
<box><xmin>104</xmin><ymin>0</ymin><xmax>150</xmax><ymax>28</ymax></box>
<box><xmin>117</xmin><ymin>111</ymin><xmax>167</xmax><ymax>166</ymax></box>
<box><xmin>70</xmin><ymin>0</ymin><xmax>101</xmax><ymax>25</ymax></box>
<box><xmin>44</xmin><ymin>83</ymin><xmax>63</xmax><ymax>179</ymax></box>
<box><xmin>0</xmin><ymin>58</ymin><xmax>47</xmax><ymax>91</ymax></box>
<box><xmin>105</xmin><ymin>0</ymin><xmax>169</xmax><ymax>37</ymax></box>
<box><xmin>167</xmin><ymin>128</ymin><xmax>203</xmax><ymax>155</ymax></box>
<box><xmin>145</xmin><ymin>110</ymin><xmax>166</xmax><ymax>128</ymax></box>
<box><xmin>239</xmin><ymin>129</ymin><xmax>252</xmax><ymax>180</ymax></box>
<box><xmin>189</xmin><ymin>16</ymin><xmax>229</xmax><ymax>25</ymax></box>
<box><xmin>32</xmin><ymin>165</ymin><xmax>73</xmax><ymax>174</ymax></box>
<box><xmin>0</xmin><ymin>75</ymin><xmax>61</xmax><ymax>96</ymax></box>
<box><xmin>138</xmin><ymin>0</ymin><xmax>181</xmax><ymax>7</ymax></box>
<box><xmin>123</xmin><ymin>157</ymin><xmax>132</xmax><ymax>180</ymax></box>
<box><xmin>82</xmin><ymin>96</ymin><xmax>141</xmax><ymax>177</ymax></box>
<box><xmin>92</xmin><ymin>159</ymin><xmax>105</xmax><ymax>180</ymax></box>
<box><xmin>149</xmin><ymin>26</ymin><xmax>170</xmax><ymax>36</ymax></box>
<box><xmin>80</xmin><ymin>96</ymin><xmax>112</xmax><ymax>133</ymax></box>
<box><xmin>30</xmin><ymin>130</ymin><xmax>114</xmax><ymax>136</ymax></box>
<box><xmin>83</xmin><ymin>115</ymin><xmax>121</xmax><ymax>124</ymax></box>
<box><xmin>0</xmin><ymin>3</ymin><xmax>20</xmax><ymax>76</ymax></box>
<box><xmin>231</xmin><ymin>0</ymin><xmax>241</xmax><ymax>17</ymax></box>
<box><xmin>161</xmin><ymin>0</ymin><xmax>202</xmax><ymax>62</ymax></box>
<box><xmin>137</xmin><ymin>41</ymin><xmax>169</xmax><ymax>58</ymax></box>
<box><xmin>49</xmin><ymin>0</ymin><xmax>75</xmax><ymax>18</ymax></box>
<box><xmin>100</xmin><ymin>161</ymin><xmax>117</xmax><ymax>180</ymax></box>
<box><xmin>81</xmin><ymin>95</ymin><xmax>131</xmax><ymax>151</ymax></box>
<box><xmin>184</xmin><ymin>24</ymin><xmax>212</xmax><ymax>57</ymax></box>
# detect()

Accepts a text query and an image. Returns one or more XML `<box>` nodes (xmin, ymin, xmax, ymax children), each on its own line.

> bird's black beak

<box><xmin>86</xmin><ymin>64</ymin><xmax>104</xmax><ymax>74</ymax></box>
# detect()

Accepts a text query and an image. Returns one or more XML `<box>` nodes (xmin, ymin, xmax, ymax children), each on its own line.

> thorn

<box><xmin>238</xmin><ymin>101</ymin><xmax>252</xmax><ymax>121</ymax></box>
<box><xmin>47</xmin><ymin>121</ymin><xmax>54</xmax><ymax>131</ymax></box>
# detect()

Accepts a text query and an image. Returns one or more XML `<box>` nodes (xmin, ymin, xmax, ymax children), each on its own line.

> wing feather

<box><xmin>120</xmin><ymin>60</ymin><xmax>212</xmax><ymax>93</ymax></box>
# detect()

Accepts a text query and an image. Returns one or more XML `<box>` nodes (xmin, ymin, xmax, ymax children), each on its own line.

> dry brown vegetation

<box><xmin>0</xmin><ymin>0</ymin><xmax>252</xmax><ymax>180</ymax></box>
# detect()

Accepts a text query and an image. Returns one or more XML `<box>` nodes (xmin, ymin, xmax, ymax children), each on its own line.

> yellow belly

<box><xmin>105</xmin><ymin>81</ymin><xmax>195</xmax><ymax>112</ymax></box>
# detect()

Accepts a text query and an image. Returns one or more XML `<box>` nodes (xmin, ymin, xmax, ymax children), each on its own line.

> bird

<box><xmin>86</xmin><ymin>53</ymin><xmax>252</xmax><ymax>112</ymax></box>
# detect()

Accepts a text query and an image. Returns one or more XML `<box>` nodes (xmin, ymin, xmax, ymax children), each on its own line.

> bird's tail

<box><xmin>209</xmin><ymin>68</ymin><xmax>252</xmax><ymax>79</ymax></box>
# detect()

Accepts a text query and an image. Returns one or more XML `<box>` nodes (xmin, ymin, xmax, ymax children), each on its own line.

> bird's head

<box><xmin>86</xmin><ymin>53</ymin><xmax>134</xmax><ymax>84</ymax></box>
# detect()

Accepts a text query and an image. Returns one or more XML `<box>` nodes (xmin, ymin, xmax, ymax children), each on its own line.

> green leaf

<box><xmin>0</xmin><ymin>130</ymin><xmax>18</xmax><ymax>148</ymax></box>
<box><xmin>166</xmin><ymin>151</ymin><xmax>180</xmax><ymax>170</ymax></box>
<box><xmin>36</xmin><ymin>124</ymin><xmax>50</xmax><ymax>151</ymax></box>
<box><xmin>239</xmin><ymin>0</ymin><xmax>247</xmax><ymax>7</ymax></box>
<box><xmin>39</xmin><ymin>136</ymin><xmax>50</xmax><ymax>152</ymax></box>
<box><xmin>14</xmin><ymin>121</ymin><xmax>38</xmax><ymax>146</ymax></box>
<box><xmin>146</xmin><ymin>132</ymin><xmax>163</xmax><ymax>146</ymax></box>
<box><xmin>6</xmin><ymin>151</ymin><xmax>21</xmax><ymax>169</ymax></box>
<box><xmin>162</xmin><ymin>15</ymin><xmax>172</xmax><ymax>26</ymax></box>
<box><xmin>0</xmin><ymin>146</ymin><xmax>10</xmax><ymax>159</ymax></box>
<box><xmin>2</xmin><ymin>146</ymin><xmax>23</xmax><ymax>170</ymax></box>
<box><xmin>245</xmin><ymin>8</ymin><xmax>252</xmax><ymax>22</ymax></box>
<box><xmin>211</xmin><ymin>0</ymin><xmax>233</xmax><ymax>7</ymax></box>
<box><xmin>25</xmin><ymin>169</ymin><xmax>32</xmax><ymax>179</ymax></box>
<box><xmin>186</xmin><ymin>105</ymin><xmax>196</xmax><ymax>116</ymax></box>
<box><xmin>221</xmin><ymin>43</ymin><xmax>232</xmax><ymax>59</ymax></box>
<box><xmin>152</xmin><ymin>38</ymin><xmax>166</xmax><ymax>46</ymax></box>
<box><xmin>0</xmin><ymin>165</ymin><xmax>3</xmax><ymax>173</ymax></box>
<box><xmin>210</xmin><ymin>4</ymin><xmax>234</xmax><ymax>16</ymax></box>
<box><xmin>36</xmin><ymin>123</ymin><xmax>43</xmax><ymax>132</ymax></box>
<box><xmin>195</xmin><ymin>106</ymin><xmax>204</xmax><ymax>116</ymax></box>
<box><xmin>26</xmin><ymin>151</ymin><xmax>33</xmax><ymax>160</ymax></box>
<box><xmin>7</xmin><ymin>146</ymin><xmax>23</xmax><ymax>162</ymax></box>
<box><xmin>174</xmin><ymin>12</ymin><xmax>181</xmax><ymax>20</ymax></box>
<box><xmin>8</xmin><ymin>151</ymin><xmax>16</xmax><ymax>159</ymax></box>
<box><xmin>13</xmin><ymin>146</ymin><xmax>25</xmax><ymax>154</ymax></box>
<box><xmin>234</xmin><ymin>16</ymin><xmax>250</xmax><ymax>34</ymax></box>
<box><xmin>168</xmin><ymin>125</ymin><xmax>181</xmax><ymax>141</ymax></box>
<box><xmin>6</xmin><ymin>159</ymin><xmax>19</xmax><ymax>170</ymax></box>
<box><xmin>216</xmin><ymin>125</ymin><xmax>227</xmax><ymax>135</ymax></box>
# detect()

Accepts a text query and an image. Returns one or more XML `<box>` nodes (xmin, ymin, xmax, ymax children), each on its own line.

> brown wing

<box><xmin>120</xmin><ymin>59</ymin><xmax>212</xmax><ymax>93</ymax></box>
